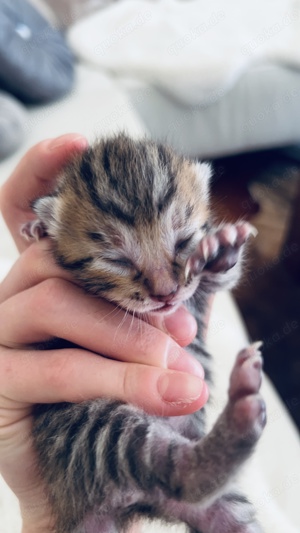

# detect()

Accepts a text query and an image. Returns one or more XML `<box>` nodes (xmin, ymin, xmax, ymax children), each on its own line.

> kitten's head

<box><xmin>34</xmin><ymin>135</ymin><xmax>211</xmax><ymax>316</ymax></box>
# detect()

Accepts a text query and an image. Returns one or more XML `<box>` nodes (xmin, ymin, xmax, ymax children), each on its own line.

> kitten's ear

<box><xmin>32</xmin><ymin>196</ymin><xmax>57</xmax><ymax>229</ymax></box>
<box><xmin>194</xmin><ymin>162</ymin><xmax>212</xmax><ymax>200</ymax></box>
<box><xmin>33</xmin><ymin>194</ymin><xmax>61</xmax><ymax>237</ymax></box>
<box><xmin>21</xmin><ymin>194</ymin><xmax>60</xmax><ymax>241</ymax></box>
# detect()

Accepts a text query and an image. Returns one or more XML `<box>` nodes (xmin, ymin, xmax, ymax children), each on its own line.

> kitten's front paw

<box><xmin>191</xmin><ymin>222</ymin><xmax>257</xmax><ymax>276</ymax></box>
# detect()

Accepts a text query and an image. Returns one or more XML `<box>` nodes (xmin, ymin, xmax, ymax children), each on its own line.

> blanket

<box><xmin>68</xmin><ymin>0</ymin><xmax>300</xmax><ymax>106</ymax></box>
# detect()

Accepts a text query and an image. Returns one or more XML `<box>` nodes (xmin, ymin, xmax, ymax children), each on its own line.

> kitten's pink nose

<box><xmin>150</xmin><ymin>289</ymin><xmax>178</xmax><ymax>303</ymax></box>
<box><xmin>144</xmin><ymin>268</ymin><xmax>178</xmax><ymax>302</ymax></box>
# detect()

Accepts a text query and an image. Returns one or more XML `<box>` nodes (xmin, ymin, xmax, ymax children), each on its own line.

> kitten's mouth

<box><xmin>151</xmin><ymin>302</ymin><xmax>177</xmax><ymax>314</ymax></box>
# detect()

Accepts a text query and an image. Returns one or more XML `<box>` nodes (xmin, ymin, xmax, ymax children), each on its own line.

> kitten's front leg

<box><xmin>189</xmin><ymin>222</ymin><xmax>257</xmax><ymax>292</ymax></box>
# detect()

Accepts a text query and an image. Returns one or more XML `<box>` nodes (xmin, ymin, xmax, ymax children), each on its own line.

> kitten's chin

<box><xmin>147</xmin><ymin>302</ymin><xmax>180</xmax><ymax>317</ymax></box>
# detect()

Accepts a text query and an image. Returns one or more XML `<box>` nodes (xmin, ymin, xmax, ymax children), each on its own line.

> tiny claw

<box><xmin>248</xmin><ymin>224</ymin><xmax>258</xmax><ymax>238</ymax></box>
<box><xmin>187</xmin><ymin>254</ymin><xmax>204</xmax><ymax>276</ymax></box>
<box><xmin>201</xmin><ymin>240</ymin><xmax>210</xmax><ymax>262</ymax></box>
<box><xmin>185</xmin><ymin>259</ymin><xmax>191</xmax><ymax>280</ymax></box>
<box><xmin>252</xmin><ymin>340</ymin><xmax>263</xmax><ymax>351</ymax></box>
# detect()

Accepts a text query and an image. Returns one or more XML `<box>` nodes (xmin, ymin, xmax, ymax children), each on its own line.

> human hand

<box><xmin>0</xmin><ymin>135</ymin><xmax>208</xmax><ymax>531</ymax></box>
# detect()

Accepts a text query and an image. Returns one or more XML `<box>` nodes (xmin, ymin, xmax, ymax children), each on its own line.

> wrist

<box><xmin>21</xmin><ymin>511</ymin><xmax>55</xmax><ymax>533</ymax></box>
<box><xmin>22</xmin><ymin>522</ymin><xmax>55</xmax><ymax>533</ymax></box>
<box><xmin>22</xmin><ymin>529</ymin><xmax>54</xmax><ymax>533</ymax></box>
<box><xmin>22</xmin><ymin>527</ymin><xmax>55</xmax><ymax>533</ymax></box>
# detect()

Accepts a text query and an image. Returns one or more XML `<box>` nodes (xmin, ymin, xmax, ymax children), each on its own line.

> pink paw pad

<box><xmin>189</xmin><ymin>222</ymin><xmax>257</xmax><ymax>276</ymax></box>
<box><xmin>228</xmin><ymin>343</ymin><xmax>266</xmax><ymax>437</ymax></box>
<box><xmin>217</xmin><ymin>222</ymin><xmax>257</xmax><ymax>249</ymax></box>
<box><xmin>229</xmin><ymin>342</ymin><xmax>263</xmax><ymax>401</ymax></box>
<box><xmin>232</xmin><ymin>395</ymin><xmax>266</xmax><ymax>437</ymax></box>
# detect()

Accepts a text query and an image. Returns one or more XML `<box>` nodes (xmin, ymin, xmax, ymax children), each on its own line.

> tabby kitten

<box><xmin>22</xmin><ymin>134</ymin><xmax>266</xmax><ymax>533</ymax></box>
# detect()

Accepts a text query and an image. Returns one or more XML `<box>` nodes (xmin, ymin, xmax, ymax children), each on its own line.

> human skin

<box><xmin>0</xmin><ymin>134</ymin><xmax>209</xmax><ymax>532</ymax></box>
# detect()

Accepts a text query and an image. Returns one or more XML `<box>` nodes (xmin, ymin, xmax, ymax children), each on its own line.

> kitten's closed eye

<box><xmin>201</xmin><ymin>222</ymin><xmax>210</xmax><ymax>233</ymax></box>
<box><xmin>175</xmin><ymin>236</ymin><xmax>193</xmax><ymax>253</ymax></box>
<box><xmin>108</xmin><ymin>257</ymin><xmax>134</xmax><ymax>269</ymax></box>
<box><xmin>89</xmin><ymin>232</ymin><xmax>105</xmax><ymax>242</ymax></box>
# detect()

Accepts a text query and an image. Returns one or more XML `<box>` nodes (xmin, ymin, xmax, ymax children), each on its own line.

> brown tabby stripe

<box><xmin>79</xmin><ymin>149</ymin><xmax>95</xmax><ymax>185</ymax></box>
<box><xmin>102</xmin><ymin>144</ymin><xmax>115</xmax><ymax>186</ymax></box>
<box><xmin>157</xmin><ymin>144</ymin><xmax>171</xmax><ymax>168</ymax></box>
<box><xmin>159</xmin><ymin>440</ymin><xmax>182</xmax><ymax>498</ymax></box>
<box><xmin>157</xmin><ymin>180</ymin><xmax>177</xmax><ymax>214</ymax></box>
<box><xmin>80</xmin><ymin>150</ymin><xmax>136</xmax><ymax>225</ymax></box>
<box><xmin>105</xmin><ymin>411</ymin><xmax>129</xmax><ymax>483</ymax></box>
<box><xmin>63</xmin><ymin>409</ymin><xmax>90</xmax><ymax>466</ymax></box>
<box><xmin>57</xmin><ymin>256</ymin><xmax>94</xmax><ymax>271</ymax></box>
<box><xmin>83</xmin><ymin>280</ymin><xmax>117</xmax><ymax>293</ymax></box>
<box><xmin>89</xmin><ymin>179</ymin><xmax>135</xmax><ymax>226</ymax></box>
<box><xmin>85</xmin><ymin>403</ymin><xmax>121</xmax><ymax>477</ymax></box>
<box><xmin>125</xmin><ymin>422</ymin><xmax>150</xmax><ymax>488</ymax></box>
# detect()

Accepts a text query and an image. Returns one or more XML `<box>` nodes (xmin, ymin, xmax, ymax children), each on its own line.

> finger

<box><xmin>0</xmin><ymin>346</ymin><xmax>208</xmax><ymax>417</ymax></box>
<box><xmin>148</xmin><ymin>305</ymin><xmax>197</xmax><ymax>347</ymax></box>
<box><xmin>0</xmin><ymin>278</ymin><xmax>204</xmax><ymax>377</ymax></box>
<box><xmin>0</xmin><ymin>243</ymin><xmax>198</xmax><ymax>349</ymax></box>
<box><xmin>0</xmin><ymin>244</ymin><xmax>201</xmax><ymax>376</ymax></box>
<box><xmin>0</xmin><ymin>134</ymin><xmax>88</xmax><ymax>252</ymax></box>
<box><xmin>0</xmin><ymin>240</ymin><xmax>73</xmax><ymax>304</ymax></box>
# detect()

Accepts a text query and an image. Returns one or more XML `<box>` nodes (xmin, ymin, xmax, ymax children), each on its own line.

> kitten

<box><xmin>22</xmin><ymin>134</ymin><xmax>266</xmax><ymax>533</ymax></box>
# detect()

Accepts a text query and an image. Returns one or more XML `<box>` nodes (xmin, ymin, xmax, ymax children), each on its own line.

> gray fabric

<box><xmin>0</xmin><ymin>0</ymin><xmax>75</xmax><ymax>104</ymax></box>
<box><xmin>0</xmin><ymin>91</ymin><xmax>27</xmax><ymax>160</ymax></box>
<box><xmin>124</xmin><ymin>63</ymin><xmax>300</xmax><ymax>159</ymax></box>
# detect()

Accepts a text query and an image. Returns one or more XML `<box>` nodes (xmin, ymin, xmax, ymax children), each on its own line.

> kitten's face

<box><xmin>34</xmin><ymin>136</ymin><xmax>211</xmax><ymax>316</ymax></box>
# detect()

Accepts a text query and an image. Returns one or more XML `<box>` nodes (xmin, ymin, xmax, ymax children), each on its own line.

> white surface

<box><xmin>0</xmin><ymin>63</ymin><xmax>300</xmax><ymax>533</ymax></box>
<box><xmin>68</xmin><ymin>0</ymin><xmax>300</xmax><ymax>106</ymax></box>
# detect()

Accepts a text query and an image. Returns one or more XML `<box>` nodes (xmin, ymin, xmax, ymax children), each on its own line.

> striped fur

<box><xmin>31</xmin><ymin>135</ymin><xmax>265</xmax><ymax>532</ymax></box>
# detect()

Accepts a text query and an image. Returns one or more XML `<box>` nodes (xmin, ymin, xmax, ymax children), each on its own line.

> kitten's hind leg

<box><xmin>35</xmin><ymin>348</ymin><xmax>265</xmax><ymax>530</ymax></box>
<box><xmin>162</xmin><ymin>343</ymin><xmax>265</xmax><ymax>504</ymax></box>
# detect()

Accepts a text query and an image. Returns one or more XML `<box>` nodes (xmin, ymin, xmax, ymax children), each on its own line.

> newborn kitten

<box><xmin>22</xmin><ymin>134</ymin><xmax>266</xmax><ymax>533</ymax></box>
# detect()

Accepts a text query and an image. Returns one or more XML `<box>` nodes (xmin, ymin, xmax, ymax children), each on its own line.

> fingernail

<box><xmin>49</xmin><ymin>134</ymin><xmax>88</xmax><ymax>151</ymax></box>
<box><xmin>158</xmin><ymin>372</ymin><xmax>204</xmax><ymax>405</ymax></box>
<box><xmin>167</xmin><ymin>346</ymin><xmax>204</xmax><ymax>378</ymax></box>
